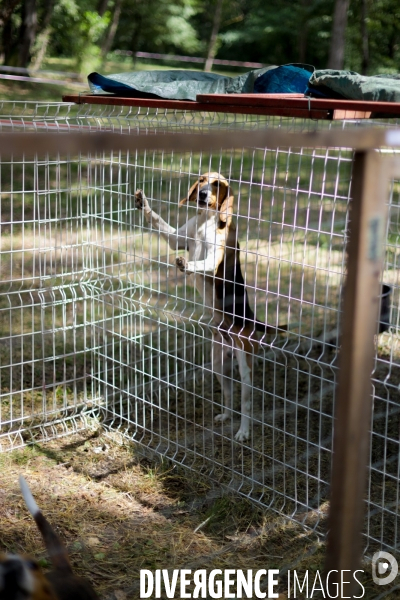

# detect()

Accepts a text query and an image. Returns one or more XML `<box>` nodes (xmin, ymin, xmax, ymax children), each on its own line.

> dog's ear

<box><xmin>179</xmin><ymin>180</ymin><xmax>199</xmax><ymax>206</ymax></box>
<box><xmin>219</xmin><ymin>186</ymin><xmax>234</xmax><ymax>226</ymax></box>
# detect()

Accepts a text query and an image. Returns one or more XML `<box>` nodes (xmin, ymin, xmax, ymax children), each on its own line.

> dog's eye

<box><xmin>199</xmin><ymin>177</ymin><xmax>204</xmax><ymax>183</ymax></box>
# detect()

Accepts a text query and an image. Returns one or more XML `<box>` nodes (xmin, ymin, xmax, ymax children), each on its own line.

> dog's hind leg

<box><xmin>212</xmin><ymin>332</ymin><xmax>235</xmax><ymax>426</ymax></box>
<box><xmin>233</xmin><ymin>337</ymin><xmax>253</xmax><ymax>442</ymax></box>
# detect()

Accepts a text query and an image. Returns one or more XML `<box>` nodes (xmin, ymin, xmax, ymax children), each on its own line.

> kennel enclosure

<box><xmin>0</xmin><ymin>100</ymin><xmax>400</xmax><ymax>564</ymax></box>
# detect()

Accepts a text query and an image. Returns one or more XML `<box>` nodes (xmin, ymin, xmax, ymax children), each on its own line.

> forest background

<box><xmin>0</xmin><ymin>0</ymin><xmax>399</xmax><ymax>99</ymax></box>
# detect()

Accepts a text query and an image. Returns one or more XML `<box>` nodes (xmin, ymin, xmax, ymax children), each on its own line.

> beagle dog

<box><xmin>135</xmin><ymin>173</ymin><xmax>286</xmax><ymax>442</ymax></box>
<box><xmin>0</xmin><ymin>476</ymin><xmax>99</xmax><ymax>600</ymax></box>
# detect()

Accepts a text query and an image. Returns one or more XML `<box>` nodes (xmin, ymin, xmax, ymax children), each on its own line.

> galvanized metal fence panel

<box><xmin>0</xmin><ymin>101</ymin><xmax>399</xmax><ymax>555</ymax></box>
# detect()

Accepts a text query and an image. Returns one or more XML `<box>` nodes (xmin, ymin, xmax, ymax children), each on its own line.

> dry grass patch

<box><xmin>0</xmin><ymin>428</ymin><xmax>397</xmax><ymax>599</ymax></box>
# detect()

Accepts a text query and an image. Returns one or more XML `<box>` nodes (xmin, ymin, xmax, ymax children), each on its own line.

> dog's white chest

<box><xmin>188</xmin><ymin>214</ymin><xmax>218</xmax><ymax>261</ymax></box>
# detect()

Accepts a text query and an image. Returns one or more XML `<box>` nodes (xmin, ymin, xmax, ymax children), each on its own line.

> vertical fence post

<box><xmin>325</xmin><ymin>150</ymin><xmax>390</xmax><ymax>591</ymax></box>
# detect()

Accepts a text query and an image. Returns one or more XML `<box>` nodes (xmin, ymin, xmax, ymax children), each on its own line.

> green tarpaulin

<box><xmin>87</xmin><ymin>64</ymin><xmax>313</xmax><ymax>100</ymax></box>
<box><xmin>308</xmin><ymin>70</ymin><xmax>400</xmax><ymax>102</ymax></box>
<box><xmin>88</xmin><ymin>66</ymin><xmax>400</xmax><ymax>103</ymax></box>
<box><xmin>88</xmin><ymin>68</ymin><xmax>275</xmax><ymax>100</ymax></box>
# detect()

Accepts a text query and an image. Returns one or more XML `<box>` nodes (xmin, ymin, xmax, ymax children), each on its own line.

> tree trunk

<box><xmin>39</xmin><ymin>0</ymin><xmax>54</xmax><ymax>32</ymax></box>
<box><xmin>204</xmin><ymin>0</ymin><xmax>223</xmax><ymax>72</ymax></box>
<box><xmin>101</xmin><ymin>0</ymin><xmax>123</xmax><ymax>58</ymax></box>
<box><xmin>2</xmin><ymin>17</ymin><xmax>15</xmax><ymax>64</ymax></box>
<box><xmin>18</xmin><ymin>0</ymin><xmax>37</xmax><ymax>68</ymax></box>
<box><xmin>327</xmin><ymin>0</ymin><xmax>350</xmax><ymax>69</ymax></box>
<box><xmin>31</xmin><ymin>27</ymin><xmax>50</xmax><ymax>70</ymax></box>
<box><xmin>31</xmin><ymin>0</ymin><xmax>54</xmax><ymax>71</ymax></box>
<box><xmin>298</xmin><ymin>0</ymin><xmax>312</xmax><ymax>63</ymax></box>
<box><xmin>361</xmin><ymin>0</ymin><xmax>369</xmax><ymax>74</ymax></box>
<box><xmin>0</xmin><ymin>0</ymin><xmax>21</xmax><ymax>64</ymax></box>
<box><xmin>298</xmin><ymin>26</ymin><xmax>308</xmax><ymax>64</ymax></box>
<box><xmin>98</xmin><ymin>0</ymin><xmax>109</xmax><ymax>17</ymax></box>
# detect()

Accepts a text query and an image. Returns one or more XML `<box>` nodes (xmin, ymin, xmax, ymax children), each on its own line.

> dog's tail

<box><xmin>254</xmin><ymin>319</ymin><xmax>288</xmax><ymax>336</ymax></box>
<box><xmin>19</xmin><ymin>475</ymin><xmax>73</xmax><ymax>575</ymax></box>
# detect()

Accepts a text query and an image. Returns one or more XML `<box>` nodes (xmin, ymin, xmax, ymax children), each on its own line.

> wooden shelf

<box><xmin>62</xmin><ymin>93</ymin><xmax>400</xmax><ymax>121</ymax></box>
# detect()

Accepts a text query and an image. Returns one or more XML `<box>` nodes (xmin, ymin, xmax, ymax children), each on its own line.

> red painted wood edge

<box><xmin>62</xmin><ymin>93</ymin><xmax>400</xmax><ymax>119</ymax></box>
<box><xmin>62</xmin><ymin>94</ymin><xmax>331</xmax><ymax>119</ymax></box>
<box><xmin>196</xmin><ymin>93</ymin><xmax>400</xmax><ymax>114</ymax></box>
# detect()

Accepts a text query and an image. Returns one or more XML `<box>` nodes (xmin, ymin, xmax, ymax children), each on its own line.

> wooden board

<box><xmin>196</xmin><ymin>93</ymin><xmax>400</xmax><ymax>117</ymax></box>
<box><xmin>325</xmin><ymin>151</ymin><xmax>390</xmax><ymax>591</ymax></box>
<box><xmin>63</xmin><ymin>93</ymin><xmax>400</xmax><ymax>120</ymax></box>
<box><xmin>62</xmin><ymin>94</ymin><xmax>330</xmax><ymax>119</ymax></box>
<box><xmin>0</xmin><ymin>128</ymin><xmax>394</xmax><ymax>159</ymax></box>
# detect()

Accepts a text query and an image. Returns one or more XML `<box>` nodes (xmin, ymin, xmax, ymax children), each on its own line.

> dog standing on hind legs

<box><xmin>135</xmin><ymin>173</ymin><xmax>286</xmax><ymax>442</ymax></box>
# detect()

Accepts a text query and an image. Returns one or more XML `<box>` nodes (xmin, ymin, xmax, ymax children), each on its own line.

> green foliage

<box><xmin>156</xmin><ymin>4</ymin><xmax>202</xmax><ymax>55</ymax></box>
<box><xmin>77</xmin><ymin>10</ymin><xmax>109</xmax><ymax>73</ymax></box>
<box><xmin>213</xmin><ymin>0</ymin><xmax>335</xmax><ymax>68</ymax></box>
<box><xmin>0</xmin><ymin>0</ymin><xmax>399</xmax><ymax>76</ymax></box>
<box><xmin>49</xmin><ymin>0</ymin><xmax>109</xmax><ymax>73</ymax></box>
<box><xmin>113</xmin><ymin>0</ymin><xmax>203</xmax><ymax>56</ymax></box>
<box><xmin>346</xmin><ymin>0</ymin><xmax>400</xmax><ymax>74</ymax></box>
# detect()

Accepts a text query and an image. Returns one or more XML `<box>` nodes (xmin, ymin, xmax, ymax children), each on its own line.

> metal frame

<box><xmin>0</xmin><ymin>116</ymin><xmax>400</xmax><ymax>578</ymax></box>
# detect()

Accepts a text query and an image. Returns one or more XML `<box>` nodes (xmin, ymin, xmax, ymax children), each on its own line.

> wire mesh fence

<box><xmin>0</xmin><ymin>101</ymin><xmax>399</xmax><ymax>556</ymax></box>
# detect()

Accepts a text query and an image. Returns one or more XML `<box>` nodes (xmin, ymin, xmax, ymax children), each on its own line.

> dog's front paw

<box><xmin>234</xmin><ymin>428</ymin><xmax>249</xmax><ymax>442</ymax></box>
<box><xmin>176</xmin><ymin>256</ymin><xmax>187</xmax><ymax>272</ymax></box>
<box><xmin>135</xmin><ymin>189</ymin><xmax>149</xmax><ymax>210</ymax></box>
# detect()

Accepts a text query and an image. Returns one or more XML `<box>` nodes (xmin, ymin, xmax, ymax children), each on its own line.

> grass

<box><xmin>0</xmin><ymin>428</ymin><xmax>398</xmax><ymax>600</ymax></box>
<box><xmin>41</xmin><ymin>54</ymin><xmax>251</xmax><ymax>79</ymax></box>
<box><xmin>0</xmin><ymin>77</ymin><xmax>84</xmax><ymax>103</ymax></box>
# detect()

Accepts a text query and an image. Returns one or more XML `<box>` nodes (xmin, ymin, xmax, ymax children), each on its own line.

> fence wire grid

<box><xmin>0</xmin><ymin>101</ymin><xmax>400</xmax><ymax>555</ymax></box>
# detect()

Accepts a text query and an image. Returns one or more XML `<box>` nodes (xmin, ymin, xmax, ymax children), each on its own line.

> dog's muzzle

<box><xmin>198</xmin><ymin>186</ymin><xmax>211</xmax><ymax>206</ymax></box>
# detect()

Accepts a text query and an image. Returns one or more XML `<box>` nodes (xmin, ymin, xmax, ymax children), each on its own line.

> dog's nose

<box><xmin>199</xmin><ymin>189</ymin><xmax>208</xmax><ymax>201</ymax></box>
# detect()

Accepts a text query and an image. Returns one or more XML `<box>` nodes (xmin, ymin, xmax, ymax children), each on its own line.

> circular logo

<box><xmin>372</xmin><ymin>551</ymin><xmax>398</xmax><ymax>586</ymax></box>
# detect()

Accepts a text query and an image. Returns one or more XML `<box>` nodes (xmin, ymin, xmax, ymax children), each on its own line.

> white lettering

<box><xmin>254</xmin><ymin>569</ymin><xmax>266</xmax><ymax>599</ymax></box>
<box><xmin>163</xmin><ymin>570</ymin><xmax>179</xmax><ymax>599</ymax></box>
<box><xmin>310</xmin><ymin>571</ymin><xmax>325</xmax><ymax>598</ymax></box>
<box><xmin>293</xmin><ymin>571</ymin><xmax>308</xmax><ymax>597</ymax></box>
<box><xmin>180</xmin><ymin>570</ymin><xmax>191</xmax><ymax>598</ymax></box>
<box><xmin>341</xmin><ymin>570</ymin><xmax>351</xmax><ymax>598</ymax></box>
<box><xmin>325</xmin><ymin>570</ymin><xmax>339</xmax><ymax>598</ymax></box>
<box><xmin>353</xmin><ymin>570</ymin><xmax>365</xmax><ymax>598</ymax></box>
<box><xmin>193</xmin><ymin>570</ymin><xmax>207</xmax><ymax>599</ymax></box>
<box><xmin>224</xmin><ymin>570</ymin><xmax>236</xmax><ymax>598</ymax></box>
<box><xmin>208</xmin><ymin>569</ymin><xmax>223</xmax><ymax>598</ymax></box>
<box><xmin>155</xmin><ymin>570</ymin><xmax>161</xmax><ymax>598</ymax></box>
<box><xmin>268</xmin><ymin>570</ymin><xmax>279</xmax><ymax>598</ymax></box>
<box><xmin>140</xmin><ymin>570</ymin><xmax>153</xmax><ymax>599</ymax></box>
<box><xmin>237</xmin><ymin>570</ymin><xmax>253</xmax><ymax>598</ymax></box>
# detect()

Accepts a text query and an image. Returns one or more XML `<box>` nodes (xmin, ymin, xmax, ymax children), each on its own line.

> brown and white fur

<box><xmin>135</xmin><ymin>173</ymin><xmax>285</xmax><ymax>442</ymax></box>
<box><xmin>0</xmin><ymin>476</ymin><xmax>99</xmax><ymax>600</ymax></box>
